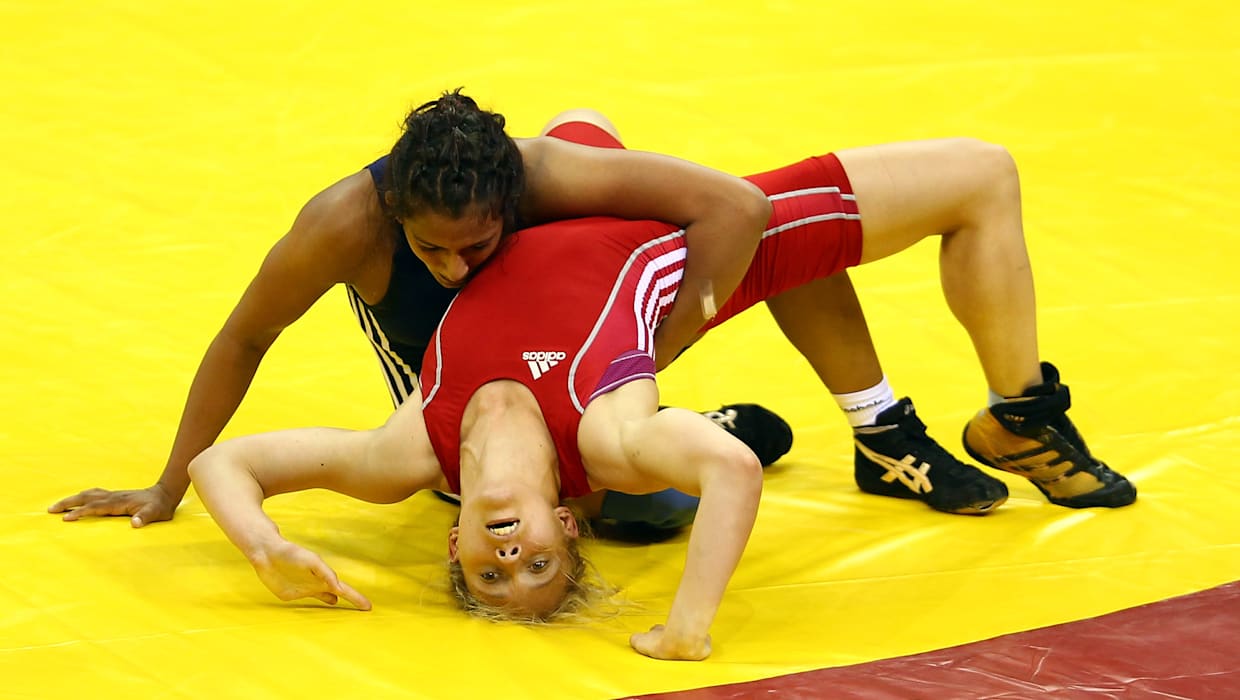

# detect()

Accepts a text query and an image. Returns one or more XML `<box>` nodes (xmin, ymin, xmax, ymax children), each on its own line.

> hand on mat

<box><xmin>48</xmin><ymin>484</ymin><xmax>179</xmax><ymax>527</ymax></box>
<box><xmin>252</xmin><ymin>540</ymin><xmax>372</xmax><ymax>611</ymax></box>
<box><xmin>630</xmin><ymin>624</ymin><xmax>711</xmax><ymax>661</ymax></box>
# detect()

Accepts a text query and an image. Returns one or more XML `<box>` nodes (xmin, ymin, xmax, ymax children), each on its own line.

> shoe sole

<box><xmin>855</xmin><ymin>466</ymin><xmax>1008</xmax><ymax>516</ymax></box>
<box><xmin>857</xmin><ymin>484</ymin><xmax>1008</xmax><ymax>516</ymax></box>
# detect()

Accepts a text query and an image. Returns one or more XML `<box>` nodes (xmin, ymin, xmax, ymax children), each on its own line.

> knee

<box><xmin>963</xmin><ymin>138</ymin><xmax>1019</xmax><ymax>194</ymax></box>
<box><xmin>943</xmin><ymin>138</ymin><xmax>1021</xmax><ymax>217</ymax></box>
<box><xmin>539</xmin><ymin>108</ymin><xmax>621</xmax><ymax>140</ymax></box>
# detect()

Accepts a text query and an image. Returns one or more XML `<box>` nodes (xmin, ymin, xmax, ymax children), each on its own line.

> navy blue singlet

<box><xmin>344</xmin><ymin>156</ymin><xmax>460</xmax><ymax>407</ymax></box>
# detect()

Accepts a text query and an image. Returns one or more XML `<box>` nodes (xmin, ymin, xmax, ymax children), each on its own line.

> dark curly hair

<box><xmin>383</xmin><ymin>88</ymin><xmax>525</xmax><ymax>232</ymax></box>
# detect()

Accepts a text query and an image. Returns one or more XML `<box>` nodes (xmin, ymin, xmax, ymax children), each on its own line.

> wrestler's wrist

<box><xmin>658</xmin><ymin>625</ymin><xmax>710</xmax><ymax>656</ymax></box>
<box><xmin>241</xmin><ymin>532</ymin><xmax>288</xmax><ymax>566</ymax></box>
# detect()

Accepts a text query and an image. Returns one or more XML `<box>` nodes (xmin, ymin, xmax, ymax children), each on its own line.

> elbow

<box><xmin>187</xmin><ymin>448</ymin><xmax>213</xmax><ymax>485</ymax></box>
<box><xmin>737</xmin><ymin>448</ymin><xmax>764</xmax><ymax>501</ymax></box>
<box><xmin>693</xmin><ymin>433</ymin><xmax>764</xmax><ymax>523</ymax></box>
<box><xmin>219</xmin><ymin>327</ymin><xmax>279</xmax><ymax>358</ymax></box>
<box><xmin>187</xmin><ymin>444</ymin><xmax>244</xmax><ymax>493</ymax></box>
<box><xmin>703</xmin><ymin>178</ymin><xmax>771</xmax><ymax>238</ymax></box>
<box><xmin>738</xmin><ymin>179</ymin><xmax>773</xmax><ymax>234</ymax></box>
<box><xmin>715</xmin><ymin>443</ymin><xmax>763</xmax><ymax>503</ymax></box>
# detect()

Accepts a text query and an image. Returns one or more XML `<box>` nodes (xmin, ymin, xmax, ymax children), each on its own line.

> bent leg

<box><xmin>765</xmin><ymin>272</ymin><xmax>883</xmax><ymax>394</ymax></box>
<box><xmin>836</xmin><ymin>138</ymin><xmax>1041</xmax><ymax>396</ymax></box>
<box><xmin>838</xmin><ymin>139</ymin><xmax>1133</xmax><ymax>508</ymax></box>
<box><xmin>766</xmin><ymin>271</ymin><xmax>1008</xmax><ymax>515</ymax></box>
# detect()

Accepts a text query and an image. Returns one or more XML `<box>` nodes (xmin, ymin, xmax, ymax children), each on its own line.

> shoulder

<box><xmin>512</xmin><ymin>136</ymin><xmax>603</xmax><ymax>222</ymax></box>
<box><xmin>513</xmin><ymin>136</ymin><xmax>548</xmax><ymax>195</ymax></box>
<box><xmin>298</xmin><ymin>170</ymin><xmax>385</xmax><ymax>240</ymax></box>
<box><xmin>288</xmin><ymin>168</ymin><xmax>392</xmax><ymax>265</ymax></box>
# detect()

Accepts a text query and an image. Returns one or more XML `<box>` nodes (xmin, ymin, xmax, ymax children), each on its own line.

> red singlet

<box><xmin>423</xmin><ymin>127</ymin><xmax>862</xmax><ymax>497</ymax></box>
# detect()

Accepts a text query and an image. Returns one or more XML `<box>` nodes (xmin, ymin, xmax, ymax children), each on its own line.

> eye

<box><xmin>480</xmin><ymin>571</ymin><xmax>499</xmax><ymax>582</ymax></box>
<box><xmin>418</xmin><ymin>244</ymin><xmax>442</xmax><ymax>253</ymax></box>
<box><xmin>471</xmin><ymin>241</ymin><xmax>491</xmax><ymax>251</ymax></box>
<box><xmin>530</xmin><ymin>560</ymin><xmax>549</xmax><ymax>572</ymax></box>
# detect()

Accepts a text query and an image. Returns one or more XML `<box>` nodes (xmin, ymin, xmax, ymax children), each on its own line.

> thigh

<box><xmin>835</xmin><ymin>138</ymin><xmax>1012</xmax><ymax>264</ymax></box>
<box><xmin>701</xmin><ymin>155</ymin><xmax>864</xmax><ymax>332</ymax></box>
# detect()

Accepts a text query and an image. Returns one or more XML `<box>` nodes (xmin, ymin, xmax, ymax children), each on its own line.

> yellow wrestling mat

<box><xmin>4</xmin><ymin>1</ymin><xmax>1238</xmax><ymax>697</ymax></box>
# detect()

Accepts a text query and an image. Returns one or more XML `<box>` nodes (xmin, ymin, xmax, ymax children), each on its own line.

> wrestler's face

<box><xmin>401</xmin><ymin>209</ymin><xmax>505</xmax><ymax>288</ymax></box>
<box><xmin>449</xmin><ymin>498</ymin><xmax>580</xmax><ymax>617</ymax></box>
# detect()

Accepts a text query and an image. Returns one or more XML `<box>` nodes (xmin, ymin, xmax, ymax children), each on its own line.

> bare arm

<box><xmin>518</xmin><ymin>137</ymin><xmax>771</xmax><ymax>368</ymax></box>
<box><xmin>188</xmin><ymin>399</ymin><xmax>442</xmax><ymax>607</ymax></box>
<box><xmin>50</xmin><ymin>172</ymin><xmax>379</xmax><ymax>526</ymax></box>
<box><xmin>579</xmin><ymin>380</ymin><xmax>763</xmax><ymax>660</ymax></box>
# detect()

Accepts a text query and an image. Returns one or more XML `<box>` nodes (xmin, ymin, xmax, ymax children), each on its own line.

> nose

<box><xmin>442</xmin><ymin>254</ymin><xmax>468</xmax><ymax>283</ymax></box>
<box><xmin>496</xmin><ymin>544</ymin><xmax>520</xmax><ymax>560</ymax></box>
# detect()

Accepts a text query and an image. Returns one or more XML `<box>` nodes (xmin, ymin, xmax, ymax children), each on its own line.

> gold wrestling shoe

<box><xmin>962</xmin><ymin>362</ymin><xmax>1137</xmax><ymax>508</ymax></box>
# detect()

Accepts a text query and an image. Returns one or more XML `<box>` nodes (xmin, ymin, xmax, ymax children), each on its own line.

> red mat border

<box><xmin>626</xmin><ymin>582</ymin><xmax>1240</xmax><ymax>699</ymax></box>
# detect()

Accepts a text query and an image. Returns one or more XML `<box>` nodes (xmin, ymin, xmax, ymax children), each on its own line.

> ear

<box><xmin>447</xmin><ymin>526</ymin><xmax>460</xmax><ymax>562</ymax></box>
<box><xmin>553</xmin><ymin>505</ymin><xmax>580</xmax><ymax>539</ymax></box>
<box><xmin>383</xmin><ymin>190</ymin><xmax>397</xmax><ymax>209</ymax></box>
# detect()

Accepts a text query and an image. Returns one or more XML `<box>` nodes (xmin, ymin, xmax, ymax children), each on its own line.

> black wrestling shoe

<box><xmin>854</xmin><ymin>398</ymin><xmax>1008</xmax><ymax>515</ymax></box>
<box><xmin>962</xmin><ymin>362</ymin><xmax>1136</xmax><ymax>508</ymax></box>
<box><xmin>702</xmin><ymin>403</ymin><xmax>794</xmax><ymax>467</ymax></box>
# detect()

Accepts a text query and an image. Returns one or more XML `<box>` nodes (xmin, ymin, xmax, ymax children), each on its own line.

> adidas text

<box><xmin>523</xmin><ymin>350</ymin><xmax>566</xmax><ymax>380</ymax></box>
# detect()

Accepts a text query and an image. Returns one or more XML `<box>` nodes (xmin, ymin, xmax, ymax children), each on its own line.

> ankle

<box><xmin>834</xmin><ymin>376</ymin><xmax>897</xmax><ymax>428</ymax></box>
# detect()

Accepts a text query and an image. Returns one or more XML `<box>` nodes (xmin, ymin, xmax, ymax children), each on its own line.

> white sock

<box><xmin>987</xmin><ymin>388</ymin><xmax>1006</xmax><ymax>407</ymax></box>
<box><xmin>833</xmin><ymin>376</ymin><xmax>897</xmax><ymax>428</ymax></box>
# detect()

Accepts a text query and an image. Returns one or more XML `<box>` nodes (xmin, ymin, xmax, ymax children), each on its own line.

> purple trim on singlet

<box><xmin>590</xmin><ymin>350</ymin><xmax>656</xmax><ymax>402</ymax></box>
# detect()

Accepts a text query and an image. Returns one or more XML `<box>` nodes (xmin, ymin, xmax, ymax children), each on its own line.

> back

<box><xmin>421</xmin><ymin>216</ymin><xmax>686</xmax><ymax>497</ymax></box>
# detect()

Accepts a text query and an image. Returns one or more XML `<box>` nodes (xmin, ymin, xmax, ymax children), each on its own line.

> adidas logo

<box><xmin>522</xmin><ymin>350</ymin><xmax>567</xmax><ymax>380</ymax></box>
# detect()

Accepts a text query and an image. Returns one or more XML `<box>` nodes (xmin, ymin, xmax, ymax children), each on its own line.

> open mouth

<box><xmin>486</xmin><ymin>519</ymin><xmax>519</xmax><ymax>536</ymax></box>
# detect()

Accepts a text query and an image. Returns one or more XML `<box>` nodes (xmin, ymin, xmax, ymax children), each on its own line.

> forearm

<box><xmin>582</xmin><ymin>386</ymin><xmax>763</xmax><ymax>658</ymax></box>
<box><xmin>657</xmin><ymin>186</ymin><xmax>770</xmax><ymax>361</ymax></box>
<box><xmin>615</xmin><ymin>402</ymin><xmax>763</xmax><ymax>646</ymax></box>
<box><xmin>662</xmin><ymin>464</ymin><xmax>761</xmax><ymax>644</ymax></box>
<box><xmin>156</xmin><ymin>335</ymin><xmax>268</xmax><ymax>499</ymax></box>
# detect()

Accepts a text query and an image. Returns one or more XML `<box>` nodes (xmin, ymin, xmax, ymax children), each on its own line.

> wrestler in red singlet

<box><xmin>421</xmin><ymin>126</ymin><xmax>865</xmax><ymax>498</ymax></box>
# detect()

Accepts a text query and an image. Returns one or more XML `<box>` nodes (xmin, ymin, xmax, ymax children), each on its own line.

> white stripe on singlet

<box><xmin>768</xmin><ymin>186</ymin><xmax>855</xmax><ymax>202</ymax></box>
<box><xmin>345</xmin><ymin>286</ymin><xmax>418</xmax><ymax>407</ymax></box>
<box><xmin>419</xmin><ymin>293</ymin><xmax>461</xmax><ymax>409</ymax></box>
<box><xmin>763</xmin><ymin>211</ymin><xmax>860</xmax><ymax>239</ymax></box>
<box><xmin>633</xmin><ymin>248</ymin><xmax>689</xmax><ymax>353</ymax></box>
<box><xmin>763</xmin><ymin>186</ymin><xmax>859</xmax><ymax>239</ymax></box>
<box><xmin>568</xmin><ymin>229</ymin><xmax>689</xmax><ymax>414</ymax></box>
<box><xmin>642</xmin><ymin>280</ymin><xmax>679</xmax><ymax>348</ymax></box>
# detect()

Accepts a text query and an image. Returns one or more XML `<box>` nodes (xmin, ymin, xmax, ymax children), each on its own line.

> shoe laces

<box><xmin>862</xmin><ymin>409</ymin><xmax>927</xmax><ymax>445</ymax></box>
<box><xmin>889</xmin><ymin>408</ymin><xmax>930</xmax><ymax>441</ymax></box>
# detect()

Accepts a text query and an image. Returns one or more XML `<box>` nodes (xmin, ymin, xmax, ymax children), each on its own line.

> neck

<box><xmin>458</xmin><ymin>380</ymin><xmax>559</xmax><ymax>503</ymax></box>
